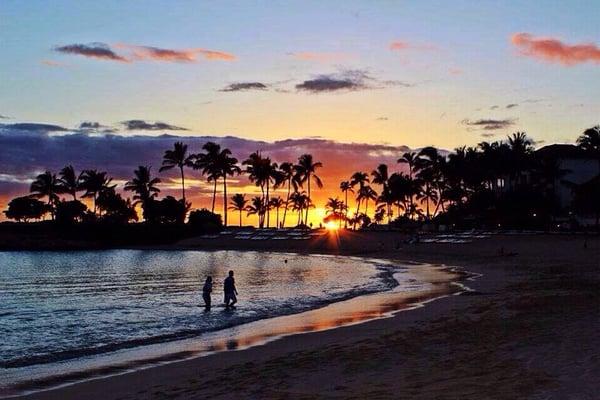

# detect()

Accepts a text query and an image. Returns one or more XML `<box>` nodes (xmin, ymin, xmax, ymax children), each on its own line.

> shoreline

<box><xmin>9</xmin><ymin>232</ymin><xmax>600</xmax><ymax>399</ymax></box>
<box><xmin>2</xmin><ymin>259</ymin><xmax>467</xmax><ymax>398</ymax></box>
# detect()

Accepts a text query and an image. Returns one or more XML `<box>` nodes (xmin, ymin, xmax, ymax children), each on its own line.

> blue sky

<box><xmin>1</xmin><ymin>0</ymin><xmax>599</xmax><ymax>148</ymax></box>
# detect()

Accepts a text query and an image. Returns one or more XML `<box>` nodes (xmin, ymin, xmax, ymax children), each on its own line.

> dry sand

<box><xmin>15</xmin><ymin>231</ymin><xmax>600</xmax><ymax>400</ymax></box>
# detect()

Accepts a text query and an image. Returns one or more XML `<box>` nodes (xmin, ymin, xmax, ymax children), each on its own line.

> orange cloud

<box><xmin>114</xmin><ymin>43</ymin><xmax>236</xmax><ymax>62</ymax></box>
<box><xmin>40</xmin><ymin>59</ymin><xmax>65</xmax><ymax>67</ymax></box>
<box><xmin>511</xmin><ymin>33</ymin><xmax>600</xmax><ymax>66</ymax></box>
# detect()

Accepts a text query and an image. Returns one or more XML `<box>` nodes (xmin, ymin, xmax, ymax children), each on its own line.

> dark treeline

<box><xmin>4</xmin><ymin>126</ymin><xmax>600</xmax><ymax>231</ymax></box>
<box><xmin>3</xmin><ymin>141</ymin><xmax>324</xmax><ymax>230</ymax></box>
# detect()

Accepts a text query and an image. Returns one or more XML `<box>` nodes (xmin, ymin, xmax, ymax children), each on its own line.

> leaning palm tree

<box><xmin>294</xmin><ymin>154</ymin><xmax>323</xmax><ymax>225</ymax></box>
<box><xmin>339</xmin><ymin>180</ymin><xmax>353</xmax><ymax>228</ymax></box>
<box><xmin>124</xmin><ymin>165</ymin><xmax>161</xmax><ymax>220</ymax></box>
<box><xmin>58</xmin><ymin>165</ymin><xmax>81</xmax><ymax>200</ymax></box>
<box><xmin>357</xmin><ymin>185</ymin><xmax>378</xmax><ymax>215</ymax></box>
<box><xmin>350</xmin><ymin>172</ymin><xmax>369</xmax><ymax>221</ymax></box>
<box><xmin>269</xmin><ymin>196</ymin><xmax>285</xmax><ymax>229</ymax></box>
<box><xmin>80</xmin><ymin>170</ymin><xmax>114</xmax><ymax>215</ymax></box>
<box><xmin>30</xmin><ymin>171</ymin><xmax>61</xmax><ymax>219</ymax></box>
<box><xmin>229</xmin><ymin>193</ymin><xmax>248</xmax><ymax>227</ymax></box>
<box><xmin>159</xmin><ymin>142</ymin><xmax>193</xmax><ymax>204</ymax></box>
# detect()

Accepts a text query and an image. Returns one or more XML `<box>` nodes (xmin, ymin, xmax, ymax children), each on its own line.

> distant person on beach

<box><xmin>202</xmin><ymin>276</ymin><xmax>213</xmax><ymax>310</ymax></box>
<box><xmin>223</xmin><ymin>270</ymin><xmax>238</xmax><ymax>309</ymax></box>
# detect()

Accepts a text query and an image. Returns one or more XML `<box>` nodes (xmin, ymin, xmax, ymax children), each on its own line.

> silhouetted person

<box><xmin>223</xmin><ymin>270</ymin><xmax>238</xmax><ymax>309</ymax></box>
<box><xmin>202</xmin><ymin>276</ymin><xmax>213</xmax><ymax>310</ymax></box>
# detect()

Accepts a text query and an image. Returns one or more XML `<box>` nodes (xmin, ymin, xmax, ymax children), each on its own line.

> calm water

<box><xmin>0</xmin><ymin>250</ymin><xmax>403</xmax><ymax>377</ymax></box>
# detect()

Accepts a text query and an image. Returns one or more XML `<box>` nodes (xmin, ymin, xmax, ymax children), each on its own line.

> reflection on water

<box><xmin>0</xmin><ymin>250</ymin><xmax>464</xmax><ymax>397</ymax></box>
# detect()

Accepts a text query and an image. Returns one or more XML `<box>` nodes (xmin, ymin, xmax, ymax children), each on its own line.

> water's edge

<box><xmin>1</xmin><ymin>258</ymin><xmax>475</xmax><ymax>399</ymax></box>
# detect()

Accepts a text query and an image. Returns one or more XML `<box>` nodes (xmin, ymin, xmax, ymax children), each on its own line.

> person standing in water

<box><xmin>202</xmin><ymin>276</ymin><xmax>213</xmax><ymax>310</ymax></box>
<box><xmin>223</xmin><ymin>270</ymin><xmax>238</xmax><ymax>309</ymax></box>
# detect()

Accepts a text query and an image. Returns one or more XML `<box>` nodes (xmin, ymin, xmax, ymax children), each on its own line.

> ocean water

<box><xmin>0</xmin><ymin>250</ymin><xmax>405</xmax><ymax>382</ymax></box>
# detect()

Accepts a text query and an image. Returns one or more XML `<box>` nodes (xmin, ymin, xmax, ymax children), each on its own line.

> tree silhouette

<box><xmin>159</xmin><ymin>142</ymin><xmax>193</xmax><ymax>204</ymax></box>
<box><xmin>276</xmin><ymin>162</ymin><xmax>298</xmax><ymax>228</ymax></box>
<box><xmin>577</xmin><ymin>126</ymin><xmax>600</xmax><ymax>176</ymax></box>
<box><xmin>124</xmin><ymin>166</ymin><xmax>161</xmax><ymax>221</ymax></box>
<box><xmin>339</xmin><ymin>181</ymin><xmax>353</xmax><ymax>228</ymax></box>
<box><xmin>30</xmin><ymin>171</ymin><xmax>61</xmax><ymax>219</ymax></box>
<box><xmin>58</xmin><ymin>165</ymin><xmax>81</xmax><ymax>200</ymax></box>
<box><xmin>229</xmin><ymin>193</ymin><xmax>248</xmax><ymax>227</ymax></box>
<box><xmin>80</xmin><ymin>170</ymin><xmax>114</xmax><ymax>216</ymax></box>
<box><xmin>294</xmin><ymin>154</ymin><xmax>323</xmax><ymax>225</ymax></box>
<box><xmin>245</xmin><ymin>196</ymin><xmax>266</xmax><ymax>227</ymax></box>
<box><xmin>269</xmin><ymin>196</ymin><xmax>285</xmax><ymax>228</ymax></box>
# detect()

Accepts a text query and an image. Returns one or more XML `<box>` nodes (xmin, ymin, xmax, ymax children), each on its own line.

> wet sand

<box><xmin>15</xmin><ymin>232</ymin><xmax>600</xmax><ymax>399</ymax></box>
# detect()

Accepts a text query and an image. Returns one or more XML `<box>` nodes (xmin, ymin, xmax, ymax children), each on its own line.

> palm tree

<box><xmin>325</xmin><ymin>197</ymin><xmax>345</xmax><ymax>228</ymax></box>
<box><xmin>245</xmin><ymin>196</ymin><xmax>266</xmax><ymax>227</ymax></box>
<box><xmin>397</xmin><ymin>151</ymin><xmax>420</xmax><ymax>179</ymax></box>
<box><xmin>243</xmin><ymin>152</ymin><xmax>279</xmax><ymax>227</ymax></box>
<box><xmin>80</xmin><ymin>170</ymin><xmax>114</xmax><ymax>215</ymax></box>
<box><xmin>290</xmin><ymin>190</ymin><xmax>311</xmax><ymax>226</ymax></box>
<box><xmin>194</xmin><ymin>142</ymin><xmax>220</xmax><ymax>211</ymax></box>
<box><xmin>229</xmin><ymin>193</ymin><xmax>248</xmax><ymax>227</ymax></box>
<box><xmin>159</xmin><ymin>142</ymin><xmax>193</xmax><ymax>203</ymax></box>
<box><xmin>217</xmin><ymin>149</ymin><xmax>241</xmax><ymax>226</ymax></box>
<box><xmin>350</xmin><ymin>172</ymin><xmax>369</xmax><ymax>225</ymax></box>
<box><xmin>294</xmin><ymin>154</ymin><xmax>323</xmax><ymax>225</ymax></box>
<box><xmin>357</xmin><ymin>186</ymin><xmax>377</xmax><ymax>215</ymax></box>
<box><xmin>124</xmin><ymin>166</ymin><xmax>161</xmax><ymax>220</ymax></box>
<box><xmin>372</xmin><ymin>164</ymin><xmax>390</xmax><ymax>221</ymax></box>
<box><xmin>277</xmin><ymin>162</ymin><xmax>297</xmax><ymax>228</ymax></box>
<box><xmin>58</xmin><ymin>165</ymin><xmax>81</xmax><ymax>200</ymax></box>
<box><xmin>339</xmin><ymin>181</ymin><xmax>353</xmax><ymax>228</ymax></box>
<box><xmin>577</xmin><ymin>126</ymin><xmax>600</xmax><ymax>175</ymax></box>
<box><xmin>30</xmin><ymin>171</ymin><xmax>60</xmax><ymax>219</ymax></box>
<box><xmin>269</xmin><ymin>197</ymin><xmax>285</xmax><ymax>228</ymax></box>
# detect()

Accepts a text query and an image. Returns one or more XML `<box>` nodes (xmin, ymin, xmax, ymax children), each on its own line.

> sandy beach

<box><xmin>10</xmin><ymin>231</ymin><xmax>598</xmax><ymax>400</ymax></box>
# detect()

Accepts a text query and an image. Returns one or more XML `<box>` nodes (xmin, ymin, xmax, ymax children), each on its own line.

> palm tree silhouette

<box><xmin>218</xmin><ymin>149</ymin><xmax>241</xmax><ymax>226</ymax></box>
<box><xmin>229</xmin><ymin>193</ymin><xmax>248</xmax><ymax>227</ymax></box>
<box><xmin>290</xmin><ymin>190</ymin><xmax>311</xmax><ymax>226</ymax></box>
<box><xmin>339</xmin><ymin>181</ymin><xmax>353</xmax><ymax>228</ymax></box>
<box><xmin>294</xmin><ymin>154</ymin><xmax>323</xmax><ymax>225</ymax></box>
<box><xmin>350</xmin><ymin>172</ymin><xmax>369</xmax><ymax>227</ymax></box>
<box><xmin>30</xmin><ymin>171</ymin><xmax>60</xmax><ymax>219</ymax></box>
<box><xmin>58</xmin><ymin>165</ymin><xmax>81</xmax><ymax>200</ymax></box>
<box><xmin>577</xmin><ymin>126</ymin><xmax>600</xmax><ymax>175</ymax></box>
<box><xmin>325</xmin><ymin>197</ymin><xmax>345</xmax><ymax>228</ymax></box>
<box><xmin>269</xmin><ymin>196</ymin><xmax>285</xmax><ymax>228</ymax></box>
<box><xmin>245</xmin><ymin>196</ymin><xmax>266</xmax><ymax>227</ymax></box>
<box><xmin>277</xmin><ymin>162</ymin><xmax>298</xmax><ymax>228</ymax></box>
<box><xmin>357</xmin><ymin>185</ymin><xmax>377</xmax><ymax>215</ymax></box>
<box><xmin>159</xmin><ymin>142</ymin><xmax>193</xmax><ymax>204</ymax></box>
<box><xmin>124</xmin><ymin>166</ymin><xmax>161</xmax><ymax>220</ymax></box>
<box><xmin>80</xmin><ymin>170</ymin><xmax>114</xmax><ymax>215</ymax></box>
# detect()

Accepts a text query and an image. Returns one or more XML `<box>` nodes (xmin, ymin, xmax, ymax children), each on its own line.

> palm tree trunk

<box><xmin>180</xmin><ymin>166</ymin><xmax>186</xmax><ymax>203</ymax></box>
<box><xmin>282</xmin><ymin>179</ymin><xmax>291</xmax><ymax>227</ymax></box>
<box><xmin>276</xmin><ymin>207</ymin><xmax>280</xmax><ymax>228</ymax></box>
<box><xmin>353</xmin><ymin>199</ymin><xmax>361</xmax><ymax>230</ymax></box>
<box><xmin>266</xmin><ymin>181</ymin><xmax>270</xmax><ymax>228</ymax></box>
<box><xmin>239</xmin><ymin>209</ymin><xmax>242</xmax><ymax>227</ymax></box>
<box><xmin>211</xmin><ymin>179</ymin><xmax>217</xmax><ymax>212</ymax></box>
<box><xmin>304</xmin><ymin>175</ymin><xmax>311</xmax><ymax>225</ymax></box>
<box><xmin>344</xmin><ymin>191</ymin><xmax>348</xmax><ymax>229</ymax></box>
<box><xmin>223</xmin><ymin>175</ymin><xmax>227</xmax><ymax>226</ymax></box>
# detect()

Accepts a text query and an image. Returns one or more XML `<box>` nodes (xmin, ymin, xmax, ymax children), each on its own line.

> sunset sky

<box><xmin>1</xmin><ymin>1</ymin><xmax>599</xmax><ymax>224</ymax></box>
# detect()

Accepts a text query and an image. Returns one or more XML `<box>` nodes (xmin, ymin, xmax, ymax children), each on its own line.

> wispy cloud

<box><xmin>219</xmin><ymin>82</ymin><xmax>269</xmax><ymax>92</ymax></box>
<box><xmin>114</xmin><ymin>43</ymin><xmax>235</xmax><ymax>62</ymax></box>
<box><xmin>54</xmin><ymin>42</ymin><xmax>235</xmax><ymax>63</ymax></box>
<box><xmin>461</xmin><ymin>118</ymin><xmax>516</xmax><ymax>131</ymax></box>
<box><xmin>506</xmin><ymin>103</ymin><xmax>519</xmax><ymax>109</ymax></box>
<box><xmin>0</xmin><ymin>114</ymin><xmax>9</xmax><ymax>119</ymax></box>
<box><xmin>511</xmin><ymin>33</ymin><xmax>600</xmax><ymax>66</ymax></box>
<box><xmin>295</xmin><ymin>69</ymin><xmax>411</xmax><ymax>93</ymax></box>
<box><xmin>120</xmin><ymin>120</ymin><xmax>188</xmax><ymax>131</ymax></box>
<box><xmin>0</xmin><ymin>123</ymin><xmax>68</xmax><ymax>132</ymax></box>
<box><xmin>376</xmin><ymin>116</ymin><xmax>389</xmax><ymax>121</ymax></box>
<box><xmin>40</xmin><ymin>59</ymin><xmax>65</xmax><ymax>67</ymax></box>
<box><xmin>54</xmin><ymin>43</ymin><xmax>129</xmax><ymax>62</ymax></box>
